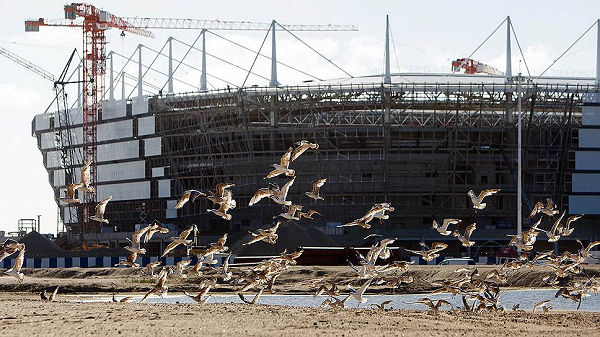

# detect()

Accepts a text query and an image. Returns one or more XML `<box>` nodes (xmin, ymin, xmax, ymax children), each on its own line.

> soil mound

<box><xmin>228</xmin><ymin>222</ymin><xmax>339</xmax><ymax>256</ymax></box>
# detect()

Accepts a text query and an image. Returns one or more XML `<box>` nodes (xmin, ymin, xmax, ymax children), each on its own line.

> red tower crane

<box><xmin>451</xmin><ymin>58</ymin><xmax>504</xmax><ymax>76</ymax></box>
<box><xmin>26</xmin><ymin>3</ymin><xmax>154</xmax><ymax>242</ymax></box>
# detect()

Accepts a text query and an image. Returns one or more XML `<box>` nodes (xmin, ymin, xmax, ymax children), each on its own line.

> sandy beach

<box><xmin>1</xmin><ymin>293</ymin><xmax>599</xmax><ymax>337</ymax></box>
<box><xmin>0</xmin><ymin>265</ymin><xmax>599</xmax><ymax>336</ymax></box>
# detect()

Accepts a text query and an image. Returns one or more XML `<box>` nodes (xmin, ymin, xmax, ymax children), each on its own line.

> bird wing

<box><xmin>216</xmin><ymin>183</ymin><xmax>235</xmax><ymax>197</ymax></box>
<box><xmin>307</xmin><ymin>210</ymin><xmax>322</xmax><ymax>217</ymax></box>
<box><xmin>404</xmin><ymin>249</ymin><xmax>426</xmax><ymax>256</ymax></box>
<box><xmin>280</xmin><ymin>177</ymin><xmax>296</xmax><ymax>200</ymax></box>
<box><xmin>249</xmin><ymin>188</ymin><xmax>273</xmax><ymax>206</ymax></box>
<box><xmin>431</xmin><ymin>242</ymin><xmax>449</xmax><ymax>252</ymax></box>
<box><xmin>81</xmin><ymin>158</ymin><xmax>92</xmax><ymax>186</ymax></box>
<box><xmin>155</xmin><ymin>269</ymin><xmax>168</xmax><ymax>288</ymax></box>
<box><xmin>190</xmin><ymin>190</ymin><xmax>206</xmax><ymax>202</ymax></box>
<box><xmin>528</xmin><ymin>202</ymin><xmax>543</xmax><ymax>218</ymax></box>
<box><xmin>175</xmin><ymin>191</ymin><xmax>191</xmax><ymax>209</ymax></box>
<box><xmin>356</xmin><ymin>278</ymin><xmax>372</xmax><ymax>296</ymax></box>
<box><xmin>550</xmin><ymin>211</ymin><xmax>566</xmax><ymax>233</ymax></box>
<box><xmin>280</xmin><ymin>147</ymin><xmax>293</xmax><ymax>167</ymax></box>
<box><xmin>291</xmin><ymin>144</ymin><xmax>309</xmax><ymax>162</ymax></box>
<box><xmin>267</xmin><ymin>222</ymin><xmax>280</xmax><ymax>234</ymax></box>
<box><xmin>127</xmin><ymin>251</ymin><xmax>138</xmax><ymax>263</ymax></box>
<box><xmin>289</xmin><ymin>249</ymin><xmax>304</xmax><ymax>260</ymax></box>
<box><xmin>477</xmin><ymin>189</ymin><xmax>501</xmax><ymax>201</ymax></box>
<box><xmin>12</xmin><ymin>247</ymin><xmax>25</xmax><ymax>271</ymax></box>
<box><xmin>50</xmin><ymin>286</ymin><xmax>59</xmax><ymax>301</ymax></box>
<box><xmin>311</xmin><ymin>178</ymin><xmax>327</xmax><ymax>195</ymax></box>
<box><xmin>546</xmin><ymin>198</ymin><xmax>557</xmax><ymax>211</ymax></box>
<box><xmin>66</xmin><ymin>183</ymin><xmax>83</xmax><ymax>198</ymax></box>
<box><xmin>216</xmin><ymin>233</ymin><xmax>228</xmax><ymax>247</ymax></box>
<box><xmin>161</xmin><ymin>242</ymin><xmax>180</xmax><ymax>258</ymax></box>
<box><xmin>132</xmin><ymin>225</ymin><xmax>151</xmax><ymax>247</ymax></box>
<box><xmin>565</xmin><ymin>214</ymin><xmax>584</xmax><ymax>229</ymax></box>
<box><xmin>464</xmin><ymin>223</ymin><xmax>477</xmax><ymax>239</ymax></box>
<box><xmin>178</xmin><ymin>226</ymin><xmax>194</xmax><ymax>240</ymax></box>
<box><xmin>95</xmin><ymin>196</ymin><xmax>113</xmax><ymax>218</ymax></box>
<box><xmin>586</xmin><ymin>241</ymin><xmax>600</xmax><ymax>252</ymax></box>
<box><xmin>442</xmin><ymin>218</ymin><xmax>460</xmax><ymax>229</ymax></box>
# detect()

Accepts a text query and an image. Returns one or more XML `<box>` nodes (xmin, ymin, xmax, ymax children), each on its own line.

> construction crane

<box><xmin>120</xmin><ymin>17</ymin><xmax>358</xmax><ymax>31</ymax></box>
<box><xmin>26</xmin><ymin>3</ymin><xmax>155</xmax><ymax>245</ymax></box>
<box><xmin>0</xmin><ymin>45</ymin><xmax>80</xmax><ymax>240</ymax></box>
<box><xmin>451</xmin><ymin>58</ymin><xmax>504</xmax><ymax>76</ymax></box>
<box><xmin>0</xmin><ymin>46</ymin><xmax>56</xmax><ymax>82</ymax></box>
<box><xmin>25</xmin><ymin>3</ymin><xmax>357</xmax><ymax>246</ymax></box>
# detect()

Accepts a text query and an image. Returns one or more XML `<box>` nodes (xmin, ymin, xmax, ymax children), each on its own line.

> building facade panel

<box><xmin>97</xmin><ymin>181</ymin><xmax>150</xmax><ymax>201</ymax></box>
<box><xmin>579</xmin><ymin>128</ymin><xmax>600</xmax><ymax>148</ymax></box>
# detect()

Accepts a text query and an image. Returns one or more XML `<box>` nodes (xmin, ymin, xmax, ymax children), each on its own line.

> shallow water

<box><xmin>71</xmin><ymin>288</ymin><xmax>600</xmax><ymax>312</ymax></box>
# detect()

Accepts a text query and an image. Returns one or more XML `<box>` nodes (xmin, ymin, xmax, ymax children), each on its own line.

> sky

<box><xmin>0</xmin><ymin>0</ymin><xmax>599</xmax><ymax>235</ymax></box>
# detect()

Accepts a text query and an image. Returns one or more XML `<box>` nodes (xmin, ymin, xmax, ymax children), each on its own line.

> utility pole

<box><xmin>510</xmin><ymin>72</ymin><xmax>527</xmax><ymax>251</ymax></box>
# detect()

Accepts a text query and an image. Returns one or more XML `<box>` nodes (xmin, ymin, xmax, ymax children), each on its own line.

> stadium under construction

<box><xmin>29</xmin><ymin>15</ymin><xmax>600</xmax><ymax>257</ymax></box>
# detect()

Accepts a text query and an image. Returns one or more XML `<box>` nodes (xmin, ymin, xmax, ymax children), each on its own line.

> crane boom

<box><xmin>119</xmin><ymin>17</ymin><xmax>358</xmax><ymax>31</ymax></box>
<box><xmin>0</xmin><ymin>46</ymin><xmax>55</xmax><ymax>82</ymax></box>
<box><xmin>451</xmin><ymin>58</ymin><xmax>504</xmax><ymax>76</ymax></box>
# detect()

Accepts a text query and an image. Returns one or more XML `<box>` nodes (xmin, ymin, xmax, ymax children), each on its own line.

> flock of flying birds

<box><xmin>1</xmin><ymin>140</ymin><xmax>600</xmax><ymax>313</ymax></box>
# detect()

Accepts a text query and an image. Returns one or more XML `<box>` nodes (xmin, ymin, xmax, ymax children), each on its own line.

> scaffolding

<box><xmin>31</xmin><ymin>74</ymin><xmax>600</xmax><ymax>254</ymax></box>
<box><xmin>85</xmin><ymin>80</ymin><xmax>588</xmax><ymax>236</ymax></box>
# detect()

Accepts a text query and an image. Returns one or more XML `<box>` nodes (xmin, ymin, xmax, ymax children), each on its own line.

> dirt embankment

<box><xmin>1</xmin><ymin>265</ymin><xmax>598</xmax><ymax>295</ymax></box>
